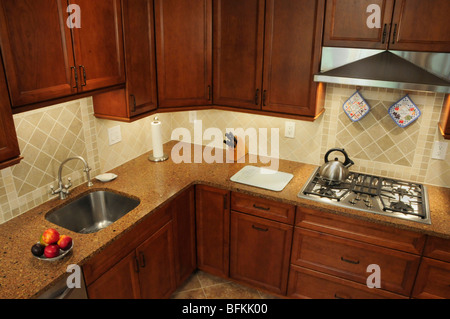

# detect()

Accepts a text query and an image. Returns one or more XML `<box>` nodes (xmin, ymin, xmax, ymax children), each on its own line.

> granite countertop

<box><xmin>0</xmin><ymin>141</ymin><xmax>449</xmax><ymax>299</ymax></box>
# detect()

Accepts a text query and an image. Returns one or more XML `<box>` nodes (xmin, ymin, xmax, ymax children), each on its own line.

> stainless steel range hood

<box><xmin>315</xmin><ymin>47</ymin><xmax>450</xmax><ymax>93</ymax></box>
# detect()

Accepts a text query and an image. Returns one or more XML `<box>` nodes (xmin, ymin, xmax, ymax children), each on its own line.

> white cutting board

<box><xmin>230</xmin><ymin>165</ymin><xmax>294</xmax><ymax>192</ymax></box>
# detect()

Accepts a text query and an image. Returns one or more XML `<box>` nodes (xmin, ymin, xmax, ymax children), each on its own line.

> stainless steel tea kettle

<box><xmin>319</xmin><ymin>148</ymin><xmax>354</xmax><ymax>183</ymax></box>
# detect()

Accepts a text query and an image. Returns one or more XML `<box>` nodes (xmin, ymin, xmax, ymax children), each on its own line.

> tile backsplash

<box><xmin>0</xmin><ymin>84</ymin><xmax>449</xmax><ymax>223</ymax></box>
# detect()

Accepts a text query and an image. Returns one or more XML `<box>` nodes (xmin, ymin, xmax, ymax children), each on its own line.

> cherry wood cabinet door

<box><xmin>155</xmin><ymin>0</ymin><xmax>212</xmax><ymax>108</ymax></box>
<box><xmin>262</xmin><ymin>0</ymin><xmax>325</xmax><ymax>116</ymax></box>
<box><xmin>0</xmin><ymin>58</ymin><xmax>21</xmax><ymax>169</ymax></box>
<box><xmin>69</xmin><ymin>0</ymin><xmax>126</xmax><ymax>92</ymax></box>
<box><xmin>323</xmin><ymin>0</ymin><xmax>395</xmax><ymax>49</ymax></box>
<box><xmin>412</xmin><ymin>257</ymin><xmax>450</xmax><ymax>299</ymax></box>
<box><xmin>230</xmin><ymin>212</ymin><xmax>293</xmax><ymax>295</ymax></box>
<box><xmin>137</xmin><ymin>220</ymin><xmax>177</xmax><ymax>299</ymax></box>
<box><xmin>213</xmin><ymin>0</ymin><xmax>265</xmax><ymax>109</ymax></box>
<box><xmin>389</xmin><ymin>0</ymin><xmax>450</xmax><ymax>52</ymax></box>
<box><xmin>0</xmin><ymin>0</ymin><xmax>75</xmax><ymax>107</ymax></box>
<box><xmin>196</xmin><ymin>185</ymin><xmax>230</xmax><ymax>278</ymax></box>
<box><xmin>87</xmin><ymin>250</ymin><xmax>141</xmax><ymax>299</ymax></box>
<box><xmin>171</xmin><ymin>187</ymin><xmax>197</xmax><ymax>285</ymax></box>
<box><xmin>122</xmin><ymin>0</ymin><xmax>158</xmax><ymax>117</ymax></box>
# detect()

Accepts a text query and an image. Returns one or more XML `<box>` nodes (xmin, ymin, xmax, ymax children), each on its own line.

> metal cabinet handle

<box><xmin>79</xmin><ymin>65</ymin><xmax>87</xmax><ymax>86</ymax></box>
<box><xmin>252</xmin><ymin>225</ymin><xmax>269</xmax><ymax>232</ymax></box>
<box><xmin>130</xmin><ymin>94</ymin><xmax>137</xmax><ymax>113</ymax></box>
<box><xmin>262</xmin><ymin>90</ymin><xmax>267</xmax><ymax>106</ymax></box>
<box><xmin>255</xmin><ymin>89</ymin><xmax>260</xmax><ymax>105</ymax></box>
<box><xmin>139</xmin><ymin>252</ymin><xmax>146</xmax><ymax>268</ymax></box>
<box><xmin>253</xmin><ymin>204</ymin><xmax>270</xmax><ymax>211</ymax></box>
<box><xmin>391</xmin><ymin>24</ymin><xmax>398</xmax><ymax>44</ymax></box>
<box><xmin>71</xmin><ymin>66</ymin><xmax>78</xmax><ymax>89</ymax></box>
<box><xmin>381</xmin><ymin>24</ymin><xmax>387</xmax><ymax>44</ymax></box>
<box><xmin>207</xmin><ymin>85</ymin><xmax>211</xmax><ymax>101</ymax></box>
<box><xmin>340</xmin><ymin>256</ymin><xmax>360</xmax><ymax>265</ymax></box>
<box><xmin>334</xmin><ymin>293</ymin><xmax>349</xmax><ymax>299</ymax></box>
<box><xmin>134</xmin><ymin>256</ymin><xmax>140</xmax><ymax>273</ymax></box>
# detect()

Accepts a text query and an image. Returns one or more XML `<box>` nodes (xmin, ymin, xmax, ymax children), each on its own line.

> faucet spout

<box><xmin>52</xmin><ymin>156</ymin><xmax>93</xmax><ymax>199</ymax></box>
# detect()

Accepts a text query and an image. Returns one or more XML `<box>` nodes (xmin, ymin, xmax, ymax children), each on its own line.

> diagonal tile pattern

<box><xmin>170</xmin><ymin>270</ymin><xmax>279</xmax><ymax>299</ymax></box>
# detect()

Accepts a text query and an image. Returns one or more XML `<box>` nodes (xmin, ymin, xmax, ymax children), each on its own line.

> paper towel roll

<box><xmin>151</xmin><ymin>118</ymin><xmax>164</xmax><ymax>158</ymax></box>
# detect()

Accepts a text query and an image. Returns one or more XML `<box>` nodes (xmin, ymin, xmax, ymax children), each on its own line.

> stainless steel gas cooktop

<box><xmin>298</xmin><ymin>168</ymin><xmax>431</xmax><ymax>224</ymax></box>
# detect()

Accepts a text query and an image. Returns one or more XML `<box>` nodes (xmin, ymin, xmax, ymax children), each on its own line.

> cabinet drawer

<box><xmin>296</xmin><ymin>207</ymin><xmax>425</xmax><ymax>254</ymax></box>
<box><xmin>291</xmin><ymin>228</ymin><xmax>421</xmax><ymax>296</ymax></box>
<box><xmin>412</xmin><ymin>257</ymin><xmax>450</xmax><ymax>299</ymax></box>
<box><xmin>231</xmin><ymin>192</ymin><xmax>295</xmax><ymax>224</ymax></box>
<box><xmin>287</xmin><ymin>265</ymin><xmax>407</xmax><ymax>299</ymax></box>
<box><xmin>424</xmin><ymin>236</ymin><xmax>450</xmax><ymax>263</ymax></box>
<box><xmin>230</xmin><ymin>212</ymin><xmax>293</xmax><ymax>295</ymax></box>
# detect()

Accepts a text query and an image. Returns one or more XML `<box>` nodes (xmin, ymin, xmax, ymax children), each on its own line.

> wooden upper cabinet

<box><xmin>0</xmin><ymin>0</ymin><xmax>75</xmax><ymax>107</ymax></box>
<box><xmin>155</xmin><ymin>0</ymin><xmax>212</xmax><ymax>108</ymax></box>
<box><xmin>69</xmin><ymin>0</ymin><xmax>125</xmax><ymax>92</ymax></box>
<box><xmin>213</xmin><ymin>0</ymin><xmax>265</xmax><ymax>109</ymax></box>
<box><xmin>0</xmin><ymin>0</ymin><xmax>125</xmax><ymax>110</ymax></box>
<box><xmin>122</xmin><ymin>0</ymin><xmax>157</xmax><ymax>117</ymax></box>
<box><xmin>262</xmin><ymin>0</ymin><xmax>325</xmax><ymax>116</ymax></box>
<box><xmin>324</xmin><ymin>0</ymin><xmax>450</xmax><ymax>52</ymax></box>
<box><xmin>389</xmin><ymin>0</ymin><xmax>450</xmax><ymax>52</ymax></box>
<box><xmin>0</xmin><ymin>56</ymin><xmax>21</xmax><ymax>169</ymax></box>
<box><xmin>323</xmin><ymin>0</ymin><xmax>394</xmax><ymax>49</ymax></box>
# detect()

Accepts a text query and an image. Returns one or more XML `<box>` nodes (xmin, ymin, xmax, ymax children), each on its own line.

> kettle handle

<box><xmin>324</xmin><ymin>148</ymin><xmax>354</xmax><ymax>167</ymax></box>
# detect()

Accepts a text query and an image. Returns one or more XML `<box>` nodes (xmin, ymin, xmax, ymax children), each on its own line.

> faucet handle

<box><xmin>64</xmin><ymin>177</ymin><xmax>72</xmax><ymax>190</ymax></box>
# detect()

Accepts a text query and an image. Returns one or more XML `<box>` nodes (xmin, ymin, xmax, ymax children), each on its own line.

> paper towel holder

<box><xmin>148</xmin><ymin>116</ymin><xmax>169</xmax><ymax>162</ymax></box>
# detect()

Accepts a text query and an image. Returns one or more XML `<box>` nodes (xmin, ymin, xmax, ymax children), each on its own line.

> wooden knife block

<box><xmin>226</xmin><ymin>136</ymin><xmax>248</xmax><ymax>162</ymax></box>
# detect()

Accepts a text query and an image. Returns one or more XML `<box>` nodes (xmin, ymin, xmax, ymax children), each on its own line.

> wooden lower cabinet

<box><xmin>288</xmin><ymin>265</ymin><xmax>406</xmax><ymax>299</ymax></box>
<box><xmin>87</xmin><ymin>220</ymin><xmax>176</xmax><ymax>299</ymax></box>
<box><xmin>87</xmin><ymin>250</ymin><xmax>141</xmax><ymax>299</ymax></box>
<box><xmin>196</xmin><ymin>185</ymin><xmax>230</xmax><ymax>278</ymax></box>
<box><xmin>290</xmin><ymin>227</ymin><xmax>421</xmax><ymax>296</ymax></box>
<box><xmin>85</xmin><ymin>187</ymin><xmax>195</xmax><ymax>299</ymax></box>
<box><xmin>230</xmin><ymin>211</ymin><xmax>293</xmax><ymax>295</ymax></box>
<box><xmin>137</xmin><ymin>220</ymin><xmax>177</xmax><ymax>299</ymax></box>
<box><xmin>412</xmin><ymin>257</ymin><xmax>450</xmax><ymax>299</ymax></box>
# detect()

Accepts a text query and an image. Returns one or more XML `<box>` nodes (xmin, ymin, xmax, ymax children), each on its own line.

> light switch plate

<box><xmin>285</xmin><ymin>121</ymin><xmax>295</xmax><ymax>139</ymax></box>
<box><xmin>108</xmin><ymin>125</ymin><xmax>122</xmax><ymax>145</ymax></box>
<box><xmin>189</xmin><ymin>111</ymin><xmax>197</xmax><ymax>123</ymax></box>
<box><xmin>432</xmin><ymin>141</ymin><xmax>448</xmax><ymax>160</ymax></box>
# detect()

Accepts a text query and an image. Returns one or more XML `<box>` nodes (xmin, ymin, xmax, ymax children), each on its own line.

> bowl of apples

<box><xmin>31</xmin><ymin>228</ymin><xmax>73</xmax><ymax>261</ymax></box>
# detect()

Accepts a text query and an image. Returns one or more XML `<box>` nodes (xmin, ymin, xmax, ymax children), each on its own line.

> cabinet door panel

<box><xmin>230</xmin><ymin>212</ymin><xmax>293</xmax><ymax>295</ymax></box>
<box><xmin>155</xmin><ymin>0</ymin><xmax>212</xmax><ymax>107</ymax></box>
<box><xmin>323</xmin><ymin>0</ymin><xmax>394</xmax><ymax>49</ymax></box>
<box><xmin>291</xmin><ymin>228</ymin><xmax>420</xmax><ymax>296</ymax></box>
<box><xmin>0</xmin><ymin>0</ymin><xmax>75</xmax><ymax>106</ymax></box>
<box><xmin>87</xmin><ymin>251</ymin><xmax>141</xmax><ymax>299</ymax></box>
<box><xmin>122</xmin><ymin>0</ymin><xmax>158</xmax><ymax>116</ymax></box>
<box><xmin>390</xmin><ymin>0</ymin><xmax>450</xmax><ymax>52</ymax></box>
<box><xmin>70</xmin><ymin>0</ymin><xmax>125</xmax><ymax>91</ymax></box>
<box><xmin>262</xmin><ymin>0</ymin><xmax>325</xmax><ymax>116</ymax></box>
<box><xmin>0</xmin><ymin>56</ymin><xmax>21</xmax><ymax>167</ymax></box>
<box><xmin>196</xmin><ymin>185</ymin><xmax>230</xmax><ymax>278</ymax></box>
<box><xmin>137</xmin><ymin>220</ymin><xmax>177</xmax><ymax>299</ymax></box>
<box><xmin>412</xmin><ymin>257</ymin><xmax>450</xmax><ymax>299</ymax></box>
<box><xmin>213</xmin><ymin>0</ymin><xmax>264</xmax><ymax>109</ymax></box>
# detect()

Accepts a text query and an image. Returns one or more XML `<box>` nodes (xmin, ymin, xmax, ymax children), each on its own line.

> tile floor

<box><xmin>170</xmin><ymin>270</ymin><xmax>280</xmax><ymax>299</ymax></box>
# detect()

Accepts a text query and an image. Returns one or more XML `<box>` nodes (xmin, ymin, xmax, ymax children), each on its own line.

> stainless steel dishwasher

<box><xmin>38</xmin><ymin>270</ymin><xmax>88</xmax><ymax>299</ymax></box>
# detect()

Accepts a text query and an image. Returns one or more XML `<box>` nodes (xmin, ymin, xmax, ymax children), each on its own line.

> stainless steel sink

<box><xmin>45</xmin><ymin>190</ymin><xmax>140</xmax><ymax>234</ymax></box>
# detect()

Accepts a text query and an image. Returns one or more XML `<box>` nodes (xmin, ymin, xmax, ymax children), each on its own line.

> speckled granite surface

<box><xmin>0</xmin><ymin>141</ymin><xmax>449</xmax><ymax>299</ymax></box>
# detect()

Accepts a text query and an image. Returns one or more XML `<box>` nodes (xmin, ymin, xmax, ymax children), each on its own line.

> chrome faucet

<box><xmin>51</xmin><ymin>156</ymin><xmax>93</xmax><ymax>199</ymax></box>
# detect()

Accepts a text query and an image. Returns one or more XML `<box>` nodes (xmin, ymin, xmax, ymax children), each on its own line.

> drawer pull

<box><xmin>252</xmin><ymin>225</ymin><xmax>269</xmax><ymax>232</ymax></box>
<box><xmin>334</xmin><ymin>293</ymin><xmax>348</xmax><ymax>299</ymax></box>
<box><xmin>253</xmin><ymin>204</ymin><xmax>270</xmax><ymax>211</ymax></box>
<box><xmin>340</xmin><ymin>256</ymin><xmax>360</xmax><ymax>265</ymax></box>
<box><xmin>139</xmin><ymin>252</ymin><xmax>146</xmax><ymax>268</ymax></box>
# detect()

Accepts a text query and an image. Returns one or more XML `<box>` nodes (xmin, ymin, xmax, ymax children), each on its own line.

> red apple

<box><xmin>40</xmin><ymin>228</ymin><xmax>60</xmax><ymax>245</ymax></box>
<box><xmin>44</xmin><ymin>244</ymin><xmax>60</xmax><ymax>258</ymax></box>
<box><xmin>57</xmin><ymin>235</ymin><xmax>72</xmax><ymax>250</ymax></box>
